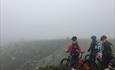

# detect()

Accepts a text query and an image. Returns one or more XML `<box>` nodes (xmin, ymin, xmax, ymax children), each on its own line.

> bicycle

<box><xmin>60</xmin><ymin>51</ymin><xmax>99</xmax><ymax>70</ymax></box>
<box><xmin>84</xmin><ymin>51</ymin><xmax>103</xmax><ymax>70</ymax></box>
<box><xmin>95</xmin><ymin>52</ymin><xmax>115</xmax><ymax>70</ymax></box>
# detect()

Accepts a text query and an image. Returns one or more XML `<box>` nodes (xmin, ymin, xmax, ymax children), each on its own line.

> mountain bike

<box><xmin>60</xmin><ymin>51</ymin><xmax>99</xmax><ymax>70</ymax></box>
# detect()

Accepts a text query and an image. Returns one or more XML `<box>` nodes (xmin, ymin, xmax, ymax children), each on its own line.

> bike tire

<box><xmin>60</xmin><ymin>58</ymin><xmax>70</xmax><ymax>67</ymax></box>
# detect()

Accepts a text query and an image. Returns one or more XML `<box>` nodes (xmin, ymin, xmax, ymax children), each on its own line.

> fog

<box><xmin>0</xmin><ymin>0</ymin><xmax>115</xmax><ymax>43</ymax></box>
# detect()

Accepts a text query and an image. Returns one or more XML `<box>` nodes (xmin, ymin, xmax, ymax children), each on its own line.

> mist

<box><xmin>0</xmin><ymin>1</ymin><xmax>115</xmax><ymax>70</ymax></box>
<box><xmin>1</xmin><ymin>0</ymin><xmax>115</xmax><ymax>43</ymax></box>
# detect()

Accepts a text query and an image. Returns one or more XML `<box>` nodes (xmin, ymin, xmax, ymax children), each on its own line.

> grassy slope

<box><xmin>38</xmin><ymin>65</ymin><xmax>70</xmax><ymax>70</ymax></box>
<box><xmin>36</xmin><ymin>39</ymin><xmax>115</xmax><ymax>70</ymax></box>
<box><xmin>1</xmin><ymin>39</ymin><xmax>115</xmax><ymax>70</ymax></box>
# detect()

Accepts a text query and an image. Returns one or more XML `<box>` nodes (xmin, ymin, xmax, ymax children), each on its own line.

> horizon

<box><xmin>1</xmin><ymin>38</ymin><xmax>115</xmax><ymax>47</ymax></box>
<box><xmin>1</xmin><ymin>0</ymin><xmax>115</xmax><ymax>44</ymax></box>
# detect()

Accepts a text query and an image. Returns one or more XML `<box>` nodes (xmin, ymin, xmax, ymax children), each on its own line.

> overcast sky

<box><xmin>0</xmin><ymin>0</ymin><xmax>115</xmax><ymax>43</ymax></box>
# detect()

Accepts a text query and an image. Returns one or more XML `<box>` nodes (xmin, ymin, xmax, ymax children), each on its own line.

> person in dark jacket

<box><xmin>88</xmin><ymin>35</ymin><xmax>98</xmax><ymax>62</ymax></box>
<box><xmin>100</xmin><ymin>35</ymin><xmax>113</xmax><ymax>69</ymax></box>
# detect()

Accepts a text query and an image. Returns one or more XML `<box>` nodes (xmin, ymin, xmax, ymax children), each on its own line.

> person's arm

<box><xmin>88</xmin><ymin>43</ymin><xmax>92</xmax><ymax>52</ymax></box>
<box><xmin>107</xmin><ymin>44</ymin><xmax>112</xmax><ymax>56</ymax></box>
<box><xmin>107</xmin><ymin>42</ymin><xmax>113</xmax><ymax>55</ymax></box>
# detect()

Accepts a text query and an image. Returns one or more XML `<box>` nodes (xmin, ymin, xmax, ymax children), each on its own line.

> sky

<box><xmin>0</xmin><ymin>0</ymin><xmax>115</xmax><ymax>43</ymax></box>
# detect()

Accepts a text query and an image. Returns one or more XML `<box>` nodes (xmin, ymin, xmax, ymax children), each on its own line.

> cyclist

<box><xmin>100</xmin><ymin>35</ymin><xmax>113</xmax><ymax>69</ymax></box>
<box><xmin>88</xmin><ymin>35</ymin><xmax>100</xmax><ymax>62</ymax></box>
<box><xmin>66</xmin><ymin>36</ymin><xmax>82</xmax><ymax>70</ymax></box>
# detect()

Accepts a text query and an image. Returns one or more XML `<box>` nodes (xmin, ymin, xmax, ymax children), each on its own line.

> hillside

<box><xmin>0</xmin><ymin>39</ymin><xmax>115</xmax><ymax>70</ymax></box>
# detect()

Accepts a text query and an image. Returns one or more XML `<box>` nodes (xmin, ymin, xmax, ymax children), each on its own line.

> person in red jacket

<box><xmin>66</xmin><ymin>36</ymin><xmax>82</xmax><ymax>70</ymax></box>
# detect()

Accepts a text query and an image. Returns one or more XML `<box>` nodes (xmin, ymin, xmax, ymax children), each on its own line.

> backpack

<box><xmin>95</xmin><ymin>41</ymin><xmax>101</xmax><ymax>52</ymax></box>
<box><xmin>70</xmin><ymin>43</ymin><xmax>79</xmax><ymax>57</ymax></box>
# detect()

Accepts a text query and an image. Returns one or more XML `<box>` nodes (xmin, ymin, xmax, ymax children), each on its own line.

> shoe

<box><xmin>104</xmin><ymin>68</ymin><xmax>109</xmax><ymax>70</ymax></box>
<box><xmin>71</xmin><ymin>68</ymin><xmax>76</xmax><ymax>70</ymax></box>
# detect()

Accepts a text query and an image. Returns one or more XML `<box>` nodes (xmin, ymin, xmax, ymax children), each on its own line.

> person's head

<box><xmin>91</xmin><ymin>35</ymin><xmax>96</xmax><ymax>41</ymax></box>
<box><xmin>100</xmin><ymin>35</ymin><xmax>107</xmax><ymax>43</ymax></box>
<box><xmin>71</xmin><ymin>36</ymin><xmax>77</xmax><ymax>44</ymax></box>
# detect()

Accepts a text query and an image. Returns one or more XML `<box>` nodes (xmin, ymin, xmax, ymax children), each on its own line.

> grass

<box><xmin>38</xmin><ymin>65</ymin><xmax>70</xmax><ymax>70</ymax></box>
<box><xmin>1</xmin><ymin>39</ymin><xmax>114</xmax><ymax>70</ymax></box>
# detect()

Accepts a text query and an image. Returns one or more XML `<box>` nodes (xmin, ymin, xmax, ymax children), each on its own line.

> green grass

<box><xmin>37</xmin><ymin>65</ymin><xmax>70</xmax><ymax>70</ymax></box>
<box><xmin>1</xmin><ymin>39</ymin><xmax>114</xmax><ymax>70</ymax></box>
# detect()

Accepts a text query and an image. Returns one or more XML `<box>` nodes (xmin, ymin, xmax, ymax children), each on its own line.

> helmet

<box><xmin>71</xmin><ymin>36</ymin><xmax>77</xmax><ymax>41</ymax></box>
<box><xmin>100</xmin><ymin>35</ymin><xmax>107</xmax><ymax>41</ymax></box>
<box><xmin>91</xmin><ymin>35</ymin><xmax>96</xmax><ymax>40</ymax></box>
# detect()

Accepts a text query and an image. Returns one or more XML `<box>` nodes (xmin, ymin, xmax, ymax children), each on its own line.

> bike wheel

<box><xmin>60</xmin><ymin>58</ymin><xmax>70</xmax><ymax>67</ymax></box>
<box><xmin>83</xmin><ymin>60</ymin><xmax>99</xmax><ymax>70</ymax></box>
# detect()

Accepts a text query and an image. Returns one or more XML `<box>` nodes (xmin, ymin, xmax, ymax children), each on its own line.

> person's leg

<box><xmin>70</xmin><ymin>56</ymin><xmax>79</xmax><ymax>70</ymax></box>
<box><xmin>92</xmin><ymin>51</ymin><xmax>97</xmax><ymax>62</ymax></box>
<box><xmin>93</xmin><ymin>53</ymin><xmax>96</xmax><ymax>62</ymax></box>
<box><xmin>74</xmin><ymin>56</ymin><xmax>79</xmax><ymax>69</ymax></box>
<box><xmin>104</xmin><ymin>60</ymin><xmax>108</xmax><ymax>68</ymax></box>
<box><xmin>89</xmin><ymin>54</ymin><xmax>92</xmax><ymax>61</ymax></box>
<box><xmin>102</xmin><ymin>55</ymin><xmax>106</xmax><ymax>69</ymax></box>
<box><xmin>104</xmin><ymin>56</ymin><xmax>110</xmax><ymax>68</ymax></box>
<box><xmin>71</xmin><ymin>56</ymin><xmax>77</xmax><ymax>70</ymax></box>
<box><xmin>90</xmin><ymin>54</ymin><xmax>95</xmax><ymax>62</ymax></box>
<box><xmin>105</xmin><ymin>57</ymin><xmax>111</xmax><ymax>68</ymax></box>
<box><xmin>70</xmin><ymin>56</ymin><xmax>74</xmax><ymax>68</ymax></box>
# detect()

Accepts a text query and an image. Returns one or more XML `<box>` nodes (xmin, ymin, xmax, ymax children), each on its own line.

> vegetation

<box><xmin>0</xmin><ymin>39</ymin><xmax>114</xmax><ymax>70</ymax></box>
<box><xmin>38</xmin><ymin>65</ymin><xmax>70</xmax><ymax>70</ymax></box>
